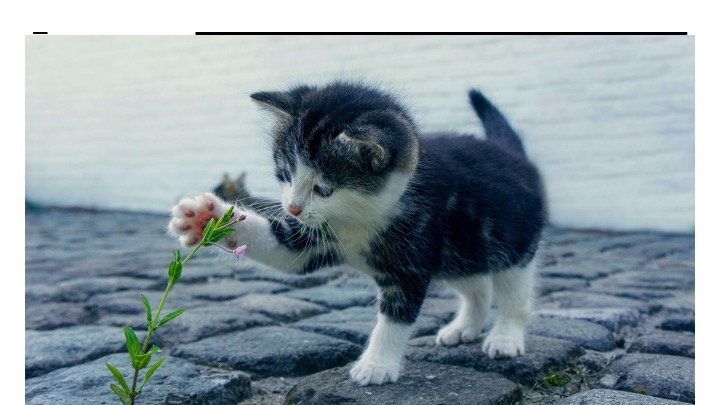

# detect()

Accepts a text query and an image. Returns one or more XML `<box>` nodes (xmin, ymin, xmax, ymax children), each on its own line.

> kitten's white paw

<box><xmin>168</xmin><ymin>193</ymin><xmax>232</xmax><ymax>247</ymax></box>
<box><xmin>349</xmin><ymin>359</ymin><xmax>400</xmax><ymax>386</ymax></box>
<box><xmin>435</xmin><ymin>322</ymin><xmax>483</xmax><ymax>346</ymax></box>
<box><xmin>482</xmin><ymin>330</ymin><xmax>525</xmax><ymax>359</ymax></box>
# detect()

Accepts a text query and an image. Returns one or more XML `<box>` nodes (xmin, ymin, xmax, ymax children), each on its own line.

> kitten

<box><xmin>169</xmin><ymin>81</ymin><xmax>546</xmax><ymax>386</ymax></box>
<box><xmin>212</xmin><ymin>172</ymin><xmax>253</xmax><ymax>205</ymax></box>
<box><xmin>212</xmin><ymin>172</ymin><xmax>274</xmax><ymax>208</ymax></box>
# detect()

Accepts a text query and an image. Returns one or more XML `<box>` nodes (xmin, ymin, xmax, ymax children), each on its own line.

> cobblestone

<box><xmin>25</xmin><ymin>353</ymin><xmax>252</xmax><ymax>404</ymax></box>
<box><xmin>25</xmin><ymin>209</ymin><xmax>695</xmax><ymax>404</ymax></box>
<box><xmin>627</xmin><ymin>330</ymin><xmax>695</xmax><ymax>358</ymax></box>
<box><xmin>558</xmin><ymin>389</ymin><xmax>690</xmax><ymax>404</ymax></box>
<box><xmin>171</xmin><ymin>326</ymin><xmax>362</xmax><ymax>378</ymax></box>
<box><xmin>526</xmin><ymin>316</ymin><xmax>616</xmax><ymax>351</ymax></box>
<box><xmin>604</xmin><ymin>353</ymin><xmax>695</xmax><ymax>403</ymax></box>
<box><xmin>25</xmin><ymin>302</ymin><xmax>95</xmax><ymax>330</ymax></box>
<box><xmin>25</xmin><ymin>325</ymin><xmax>128</xmax><ymax>378</ymax></box>
<box><xmin>661</xmin><ymin>317</ymin><xmax>695</xmax><ymax>333</ymax></box>
<box><xmin>281</xmin><ymin>284</ymin><xmax>378</xmax><ymax>309</ymax></box>
<box><xmin>148</xmin><ymin>304</ymin><xmax>277</xmax><ymax>347</ymax></box>
<box><xmin>406</xmin><ymin>335</ymin><xmax>583</xmax><ymax>386</ymax></box>
<box><xmin>228</xmin><ymin>293</ymin><xmax>330</xmax><ymax>322</ymax></box>
<box><xmin>533</xmin><ymin>307</ymin><xmax>642</xmax><ymax>332</ymax></box>
<box><xmin>285</xmin><ymin>362</ymin><xmax>522</xmax><ymax>404</ymax></box>
<box><xmin>291</xmin><ymin>305</ymin><xmax>441</xmax><ymax>345</ymax></box>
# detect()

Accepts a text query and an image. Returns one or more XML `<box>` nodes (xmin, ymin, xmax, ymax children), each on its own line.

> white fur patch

<box><xmin>436</xmin><ymin>275</ymin><xmax>492</xmax><ymax>346</ymax></box>
<box><xmin>282</xmin><ymin>162</ymin><xmax>315</xmax><ymax>222</ymax></box>
<box><xmin>350</xmin><ymin>314</ymin><xmax>412</xmax><ymax>386</ymax></box>
<box><xmin>330</xmin><ymin>173</ymin><xmax>412</xmax><ymax>248</ymax></box>
<box><xmin>482</xmin><ymin>258</ymin><xmax>537</xmax><ymax>358</ymax></box>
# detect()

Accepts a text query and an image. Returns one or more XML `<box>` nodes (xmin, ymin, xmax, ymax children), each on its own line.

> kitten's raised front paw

<box><xmin>482</xmin><ymin>330</ymin><xmax>525</xmax><ymax>359</ymax></box>
<box><xmin>349</xmin><ymin>359</ymin><xmax>400</xmax><ymax>386</ymax></box>
<box><xmin>168</xmin><ymin>193</ymin><xmax>231</xmax><ymax>247</ymax></box>
<box><xmin>435</xmin><ymin>322</ymin><xmax>483</xmax><ymax>346</ymax></box>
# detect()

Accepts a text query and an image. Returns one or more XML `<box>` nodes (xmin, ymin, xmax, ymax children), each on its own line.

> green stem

<box><xmin>181</xmin><ymin>242</ymin><xmax>204</xmax><ymax>266</ymax></box>
<box><xmin>215</xmin><ymin>216</ymin><xmax>244</xmax><ymax>231</ymax></box>
<box><xmin>129</xmin><ymin>241</ymin><xmax>204</xmax><ymax>402</ymax></box>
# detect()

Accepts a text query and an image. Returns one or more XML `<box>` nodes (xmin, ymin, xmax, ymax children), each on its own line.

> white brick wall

<box><xmin>25</xmin><ymin>35</ymin><xmax>694</xmax><ymax>232</ymax></box>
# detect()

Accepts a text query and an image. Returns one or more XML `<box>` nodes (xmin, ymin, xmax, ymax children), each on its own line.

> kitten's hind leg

<box><xmin>483</xmin><ymin>258</ymin><xmax>536</xmax><ymax>358</ymax></box>
<box><xmin>436</xmin><ymin>275</ymin><xmax>492</xmax><ymax>346</ymax></box>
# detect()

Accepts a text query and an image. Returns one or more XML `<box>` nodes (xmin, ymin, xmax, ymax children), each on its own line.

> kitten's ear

<box><xmin>250</xmin><ymin>91</ymin><xmax>294</xmax><ymax>118</ymax></box>
<box><xmin>250</xmin><ymin>85</ymin><xmax>313</xmax><ymax>118</ymax></box>
<box><xmin>336</xmin><ymin>132</ymin><xmax>389</xmax><ymax>171</ymax></box>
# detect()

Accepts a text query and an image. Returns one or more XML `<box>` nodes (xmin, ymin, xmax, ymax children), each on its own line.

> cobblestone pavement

<box><xmin>25</xmin><ymin>208</ymin><xmax>695</xmax><ymax>404</ymax></box>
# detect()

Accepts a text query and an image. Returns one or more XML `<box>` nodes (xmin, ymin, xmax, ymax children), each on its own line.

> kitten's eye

<box><xmin>313</xmin><ymin>185</ymin><xmax>333</xmax><ymax>197</ymax></box>
<box><xmin>282</xmin><ymin>168</ymin><xmax>292</xmax><ymax>183</ymax></box>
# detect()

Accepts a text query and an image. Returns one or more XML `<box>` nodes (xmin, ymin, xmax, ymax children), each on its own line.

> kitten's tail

<box><xmin>469</xmin><ymin>89</ymin><xmax>526</xmax><ymax>157</ymax></box>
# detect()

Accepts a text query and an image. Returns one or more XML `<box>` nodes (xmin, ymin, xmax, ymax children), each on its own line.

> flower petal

<box><xmin>234</xmin><ymin>245</ymin><xmax>247</xmax><ymax>259</ymax></box>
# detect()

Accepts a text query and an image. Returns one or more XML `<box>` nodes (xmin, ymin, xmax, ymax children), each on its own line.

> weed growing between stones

<box><xmin>523</xmin><ymin>355</ymin><xmax>615</xmax><ymax>404</ymax></box>
<box><xmin>105</xmin><ymin>206</ymin><xmax>246</xmax><ymax>405</ymax></box>
<box><xmin>542</xmin><ymin>371</ymin><xmax>572</xmax><ymax>388</ymax></box>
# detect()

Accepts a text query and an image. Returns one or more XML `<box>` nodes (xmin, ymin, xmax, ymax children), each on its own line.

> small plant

<box><xmin>542</xmin><ymin>371</ymin><xmax>572</xmax><ymax>388</ymax></box>
<box><xmin>106</xmin><ymin>206</ymin><xmax>246</xmax><ymax>405</ymax></box>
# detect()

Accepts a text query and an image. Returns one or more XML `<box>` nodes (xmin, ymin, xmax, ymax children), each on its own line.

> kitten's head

<box><xmin>251</xmin><ymin>81</ymin><xmax>419</xmax><ymax>226</ymax></box>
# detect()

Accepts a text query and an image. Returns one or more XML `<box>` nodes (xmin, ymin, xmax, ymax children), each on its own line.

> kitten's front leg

<box><xmin>169</xmin><ymin>193</ymin><xmax>338</xmax><ymax>274</ymax></box>
<box><xmin>349</xmin><ymin>313</ymin><xmax>411</xmax><ymax>385</ymax></box>
<box><xmin>350</xmin><ymin>277</ymin><xmax>429</xmax><ymax>385</ymax></box>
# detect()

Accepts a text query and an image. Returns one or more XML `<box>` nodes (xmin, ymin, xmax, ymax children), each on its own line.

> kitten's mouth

<box><xmin>285</xmin><ymin>211</ymin><xmax>317</xmax><ymax>226</ymax></box>
<box><xmin>299</xmin><ymin>217</ymin><xmax>324</xmax><ymax>227</ymax></box>
<box><xmin>283</xmin><ymin>204</ymin><xmax>324</xmax><ymax>227</ymax></box>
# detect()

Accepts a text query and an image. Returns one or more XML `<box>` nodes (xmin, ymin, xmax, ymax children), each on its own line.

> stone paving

<box><xmin>25</xmin><ymin>208</ymin><xmax>695</xmax><ymax>404</ymax></box>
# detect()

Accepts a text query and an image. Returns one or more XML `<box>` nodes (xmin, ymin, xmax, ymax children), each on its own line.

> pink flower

<box><xmin>234</xmin><ymin>245</ymin><xmax>247</xmax><ymax>259</ymax></box>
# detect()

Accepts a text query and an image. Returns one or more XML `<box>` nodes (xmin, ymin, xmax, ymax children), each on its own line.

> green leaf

<box><xmin>300</xmin><ymin>225</ymin><xmax>307</xmax><ymax>235</ymax></box>
<box><xmin>123</xmin><ymin>326</ymin><xmax>141</xmax><ymax>360</ymax></box>
<box><xmin>216</xmin><ymin>227</ymin><xmax>237</xmax><ymax>238</ymax></box>
<box><xmin>137</xmin><ymin>354</ymin><xmax>151</xmax><ymax>370</ymax></box>
<box><xmin>136</xmin><ymin>345</ymin><xmax>161</xmax><ymax>369</ymax></box>
<box><xmin>110</xmin><ymin>383</ymin><xmax>131</xmax><ymax>405</ymax></box>
<box><xmin>202</xmin><ymin>217</ymin><xmax>217</xmax><ymax>240</ymax></box>
<box><xmin>217</xmin><ymin>206</ymin><xmax>235</xmax><ymax>227</ymax></box>
<box><xmin>205</xmin><ymin>227</ymin><xmax>236</xmax><ymax>244</ymax></box>
<box><xmin>174</xmin><ymin>250</ymin><xmax>181</xmax><ymax>262</ymax></box>
<box><xmin>138</xmin><ymin>357</ymin><xmax>166</xmax><ymax>394</ymax></box>
<box><xmin>157</xmin><ymin>308</ymin><xmax>187</xmax><ymax>327</ymax></box>
<box><xmin>141</xmin><ymin>294</ymin><xmax>152</xmax><ymax>328</ymax></box>
<box><xmin>106</xmin><ymin>363</ymin><xmax>130</xmax><ymax>394</ymax></box>
<box><xmin>168</xmin><ymin>260</ymin><xmax>183</xmax><ymax>285</ymax></box>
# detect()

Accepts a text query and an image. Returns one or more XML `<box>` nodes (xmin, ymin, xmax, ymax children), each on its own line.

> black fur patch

<box><xmin>267</xmin><ymin>215</ymin><xmax>318</xmax><ymax>252</ymax></box>
<box><xmin>301</xmin><ymin>250</ymin><xmax>340</xmax><ymax>275</ymax></box>
<box><xmin>253</xmin><ymin>81</ymin><xmax>418</xmax><ymax>194</ymax></box>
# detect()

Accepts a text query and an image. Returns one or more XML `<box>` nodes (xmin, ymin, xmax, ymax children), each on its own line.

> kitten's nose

<box><xmin>288</xmin><ymin>206</ymin><xmax>302</xmax><ymax>217</ymax></box>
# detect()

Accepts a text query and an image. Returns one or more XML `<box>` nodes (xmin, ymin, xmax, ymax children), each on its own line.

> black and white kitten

<box><xmin>168</xmin><ymin>81</ymin><xmax>546</xmax><ymax>386</ymax></box>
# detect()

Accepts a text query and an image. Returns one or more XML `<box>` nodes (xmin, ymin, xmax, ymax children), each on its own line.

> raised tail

<box><xmin>469</xmin><ymin>89</ymin><xmax>526</xmax><ymax>157</ymax></box>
